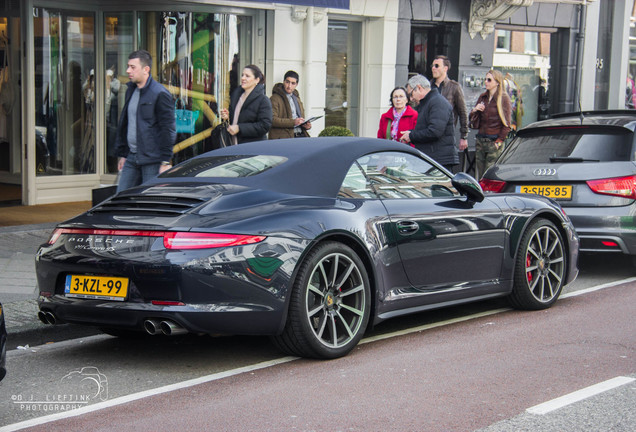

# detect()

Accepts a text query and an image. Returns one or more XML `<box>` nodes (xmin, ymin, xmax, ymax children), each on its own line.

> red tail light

<box><xmin>48</xmin><ymin>228</ymin><xmax>266</xmax><ymax>249</ymax></box>
<box><xmin>586</xmin><ymin>175</ymin><xmax>636</xmax><ymax>199</ymax></box>
<box><xmin>163</xmin><ymin>232</ymin><xmax>266</xmax><ymax>250</ymax></box>
<box><xmin>479</xmin><ymin>178</ymin><xmax>507</xmax><ymax>193</ymax></box>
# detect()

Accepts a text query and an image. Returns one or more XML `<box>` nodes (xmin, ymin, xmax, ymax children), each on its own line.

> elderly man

<box><xmin>431</xmin><ymin>55</ymin><xmax>468</xmax><ymax>152</ymax></box>
<box><xmin>400</xmin><ymin>74</ymin><xmax>458</xmax><ymax>172</ymax></box>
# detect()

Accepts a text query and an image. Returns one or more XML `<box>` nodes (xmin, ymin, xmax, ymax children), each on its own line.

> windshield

<box><xmin>498</xmin><ymin>128</ymin><xmax>633</xmax><ymax>164</ymax></box>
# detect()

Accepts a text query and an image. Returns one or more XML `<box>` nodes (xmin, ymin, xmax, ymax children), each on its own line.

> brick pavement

<box><xmin>0</xmin><ymin>224</ymin><xmax>56</xmax><ymax>337</ymax></box>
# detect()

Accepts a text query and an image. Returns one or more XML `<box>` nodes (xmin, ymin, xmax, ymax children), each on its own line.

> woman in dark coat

<box><xmin>220</xmin><ymin>64</ymin><xmax>272</xmax><ymax>144</ymax></box>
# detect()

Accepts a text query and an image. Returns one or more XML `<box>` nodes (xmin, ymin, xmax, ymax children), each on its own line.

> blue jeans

<box><xmin>117</xmin><ymin>153</ymin><xmax>161</xmax><ymax>193</ymax></box>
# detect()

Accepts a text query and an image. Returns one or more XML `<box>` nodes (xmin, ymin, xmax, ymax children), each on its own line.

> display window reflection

<box><xmin>34</xmin><ymin>9</ymin><xmax>95</xmax><ymax>176</ymax></box>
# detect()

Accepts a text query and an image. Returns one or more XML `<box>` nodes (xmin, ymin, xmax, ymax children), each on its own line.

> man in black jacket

<box><xmin>400</xmin><ymin>74</ymin><xmax>458</xmax><ymax>172</ymax></box>
<box><xmin>115</xmin><ymin>50</ymin><xmax>176</xmax><ymax>192</ymax></box>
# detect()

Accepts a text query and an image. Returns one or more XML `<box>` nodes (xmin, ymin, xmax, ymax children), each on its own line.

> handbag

<box><xmin>385</xmin><ymin>119</ymin><xmax>392</xmax><ymax>140</ymax></box>
<box><xmin>469</xmin><ymin>111</ymin><xmax>481</xmax><ymax>130</ymax></box>
<box><xmin>208</xmin><ymin>120</ymin><xmax>232</xmax><ymax>150</ymax></box>
<box><xmin>175</xmin><ymin>101</ymin><xmax>200</xmax><ymax>135</ymax></box>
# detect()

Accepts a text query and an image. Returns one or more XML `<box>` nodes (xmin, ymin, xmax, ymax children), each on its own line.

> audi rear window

<box><xmin>498</xmin><ymin>128</ymin><xmax>633</xmax><ymax>164</ymax></box>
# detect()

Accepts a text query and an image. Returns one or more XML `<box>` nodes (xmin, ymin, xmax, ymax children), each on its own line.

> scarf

<box><xmin>391</xmin><ymin>107</ymin><xmax>405</xmax><ymax>141</ymax></box>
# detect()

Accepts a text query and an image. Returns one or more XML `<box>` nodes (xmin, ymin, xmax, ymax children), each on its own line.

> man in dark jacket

<box><xmin>400</xmin><ymin>74</ymin><xmax>458</xmax><ymax>171</ymax></box>
<box><xmin>269</xmin><ymin>70</ymin><xmax>311</xmax><ymax>139</ymax></box>
<box><xmin>115</xmin><ymin>50</ymin><xmax>176</xmax><ymax>192</ymax></box>
<box><xmin>431</xmin><ymin>55</ymin><xmax>468</xmax><ymax>152</ymax></box>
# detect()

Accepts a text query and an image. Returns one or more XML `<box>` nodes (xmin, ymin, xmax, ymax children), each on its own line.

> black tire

<box><xmin>509</xmin><ymin>219</ymin><xmax>566</xmax><ymax>310</ymax></box>
<box><xmin>273</xmin><ymin>242</ymin><xmax>371</xmax><ymax>359</ymax></box>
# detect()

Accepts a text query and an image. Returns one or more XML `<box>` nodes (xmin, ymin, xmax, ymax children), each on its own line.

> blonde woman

<box><xmin>469</xmin><ymin>69</ymin><xmax>511</xmax><ymax>178</ymax></box>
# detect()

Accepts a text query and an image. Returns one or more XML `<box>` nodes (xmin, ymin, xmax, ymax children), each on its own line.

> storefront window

<box><xmin>34</xmin><ymin>8</ymin><xmax>95</xmax><ymax>176</ymax></box>
<box><xmin>626</xmin><ymin>10</ymin><xmax>636</xmax><ymax>108</ymax></box>
<box><xmin>107</xmin><ymin>11</ymin><xmax>250</xmax><ymax>168</ymax></box>
<box><xmin>0</xmin><ymin>9</ymin><xmax>21</xmax><ymax>198</ymax></box>
<box><xmin>104</xmin><ymin>13</ymin><xmax>133</xmax><ymax>174</ymax></box>
<box><xmin>326</xmin><ymin>20</ymin><xmax>360</xmax><ymax>135</ymax></box>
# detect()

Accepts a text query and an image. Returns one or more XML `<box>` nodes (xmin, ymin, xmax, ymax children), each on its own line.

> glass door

<box><xmin>325</xmin><ymin>20</ymin><xmax>360</xmax><ymax>135</ymax></box>
<box><xmin>34</xmin><ymin>7</ymin><xmax>95</xmax><ymax>176</ymax></box>
<box><xmin>0</xmin><ymin>3</ymin><xmax>22</xmax><ymax>204</ymax></box>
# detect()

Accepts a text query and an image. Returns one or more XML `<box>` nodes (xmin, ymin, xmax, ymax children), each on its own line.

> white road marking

<box><xmin>561</xmin><ymin>277</ymin><xmax>636</xmax><ymax>299</ymax></box>
<box><xmin>360</xmin><ymin>308</ymin><xmax>511</xmax><ymax>344</ymax></box>
<box><xmin>0</xmin><ymin>357</ymin><xmax>298</xmax><ymax>432</ymax></box>
<box><xmin>527</xmin><ymin>376</ymin><xmax>636</xmax><ymax>415</ymax></box>
<box><xmin>3</xmin><ymin>276</ymin><xmax>635</xmax><ymax>431</ymax></box>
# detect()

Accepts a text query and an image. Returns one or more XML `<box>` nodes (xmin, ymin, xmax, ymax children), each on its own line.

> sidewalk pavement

<box><xmin>0</xmin><ymin>223</ymin><xmax>57</xmax><ymax>342</ymax></box>
<box><xmin>0</xmin><ymin>201</ymin><xmax>93</xmax><ymax>346</ymax></box>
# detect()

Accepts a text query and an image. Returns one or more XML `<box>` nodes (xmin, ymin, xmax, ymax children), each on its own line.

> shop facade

<box><xmin>0</xmin><ymin>0</ymin><xmax>632</xmax><ymax>205</ymax></box>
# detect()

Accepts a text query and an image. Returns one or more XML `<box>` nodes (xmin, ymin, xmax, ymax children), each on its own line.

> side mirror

<box><xmin>451</xmin><ymin>172</ymin><xmax>484</xmax><ymax>203</ymax></box>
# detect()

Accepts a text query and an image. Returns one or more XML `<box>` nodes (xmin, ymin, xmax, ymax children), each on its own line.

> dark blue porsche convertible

<box><xmin>36</xmin><ymin>137</ymin><xmax>579</xmax><ymax>359</ymax></box>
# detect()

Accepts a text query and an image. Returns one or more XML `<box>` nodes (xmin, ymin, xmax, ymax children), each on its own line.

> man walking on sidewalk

<box><xmin>115</xmin><ymin>50</ymin><xmax>176</xmax><ymax>192</ymax></box>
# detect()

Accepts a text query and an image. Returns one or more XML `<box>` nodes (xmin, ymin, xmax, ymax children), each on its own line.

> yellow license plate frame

<box><xmin>64</xmin><ymin>275</ymin><xmax>129</xmax><ymax>301</ymax></box>
<box><xmin>517</xmin><ymin>185</ymin><xmax>572</xmax><ymax>200</ymax></box>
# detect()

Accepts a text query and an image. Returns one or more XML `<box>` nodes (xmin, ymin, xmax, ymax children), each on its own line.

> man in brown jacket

<box><xmin>269</xmin><ymin>70</ymin><xmax>311</xmax><ymax>139</ymax></box>
<box><xmin>431</xmin><ymin>55</ymin><xmax>468</xmax><ymax>153</ymax></box>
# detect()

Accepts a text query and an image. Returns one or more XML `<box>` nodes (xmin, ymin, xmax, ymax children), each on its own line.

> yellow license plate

<box><xmin>64</xmin><ymin>275</ymin><xmax>129</xmax><ymax>301</ymax></box>
<box><xmin>518</xmin><ymin>185</ymin><xmax>572</xmax><ymax>199</ymax></box>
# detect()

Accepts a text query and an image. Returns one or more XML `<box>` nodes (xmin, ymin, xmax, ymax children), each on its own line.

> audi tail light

<box><xmin>586</xmin><ymin>175</ymin><xmax>636</xmax><ymax>199</ymax></box>
<box><xmin>479</xmin><ymin>178</ymin><xmax>507</xmax><ymax>193</ymax></box>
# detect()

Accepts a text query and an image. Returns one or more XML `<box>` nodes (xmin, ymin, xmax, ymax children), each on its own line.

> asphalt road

<box><xmin>1</xmin><ymin>254</ymin><xmax>634</xmax><ymax>431</ymax></box>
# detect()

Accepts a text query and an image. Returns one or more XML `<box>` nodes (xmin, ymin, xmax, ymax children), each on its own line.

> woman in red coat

<box><xmin>377</xmin><ymin>87</ymin><xmax>418</xmax><ymax>142</ymax></box>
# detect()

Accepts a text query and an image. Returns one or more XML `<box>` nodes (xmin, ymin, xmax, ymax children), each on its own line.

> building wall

<box><xmin>266</xmin><ymin>0</ymin><xmax>400</xmax><ymax>138</ymax></box>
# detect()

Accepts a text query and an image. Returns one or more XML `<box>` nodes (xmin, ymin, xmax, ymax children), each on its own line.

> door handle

<box><xmin>396</xmin><ymin>220</ymin><xmax>419</xmax><ymax>235</ymax></box>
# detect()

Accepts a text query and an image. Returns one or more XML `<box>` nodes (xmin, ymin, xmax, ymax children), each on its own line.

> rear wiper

<box><xmin>549</xmin><ymin>156</ymin><xmax>600</xmax><ymax>163</ymax></box>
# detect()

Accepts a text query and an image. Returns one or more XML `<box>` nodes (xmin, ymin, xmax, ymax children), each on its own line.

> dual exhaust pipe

<box><xmin>144</xmin><ymin>319</ymin><xmax>188</xmax><ymax>336</ymax></box>
<box><xmin>38</xmin><ymin>311</ymin><xmax>187</xmax><ymax>337</ymax></box>
<box><xmin>38</xmin><ymin>310</ymin><xmax>58</xmax><ymax>325</ymax></box>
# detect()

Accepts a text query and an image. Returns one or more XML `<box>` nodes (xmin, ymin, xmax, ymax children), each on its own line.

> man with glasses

<box><xmin>431</xmin><ymin>55</ymin><xmax>468</xmax><ymax>156</ymax></box>
<box><xmin>400</xmin><ymin>74</ymin><xmax>458</xmax><ymax>172</ymax></box>
<box><xmin>269</xmin><ymin>70</ymin><xmax>312</xmax><ymax>139</ymax></box>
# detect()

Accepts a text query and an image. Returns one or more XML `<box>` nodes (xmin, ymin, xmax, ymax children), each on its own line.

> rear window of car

<box><xmin>160</xmin><ymin>155</ymin><xmax>287</xmax><ymax>178</ymax></box>
<box><xmin>498</xmin><ymin>128</ymin><xmax>634</xmax><ymax>164</ymax></box>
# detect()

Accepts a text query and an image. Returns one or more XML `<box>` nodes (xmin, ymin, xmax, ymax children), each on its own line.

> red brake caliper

<box><xmin>526</xmin><ymin>254</ymin><xmax>533</xmax><ymax>282</ymax></box>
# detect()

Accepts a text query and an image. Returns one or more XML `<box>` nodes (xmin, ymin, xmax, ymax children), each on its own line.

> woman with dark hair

<box><xmin>469</xmin><ymin>69</ymin><xmax>511</xmax><ymax>178</ymax></box>
<box><xmin>377</xmin><ymin>86</ymin><xmax>418</xmax><ymax>142</ymax></box>
<box><xmin>220</xmin><ymin>64</ymin><xmax>272</xmax><ymax>144</ymax></box>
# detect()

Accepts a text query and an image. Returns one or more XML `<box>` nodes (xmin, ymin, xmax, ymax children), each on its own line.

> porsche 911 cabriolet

<box><xmin>36</xmin><ymin>137</ymin><xmax>579</xmax><ymax>359</ymax></box>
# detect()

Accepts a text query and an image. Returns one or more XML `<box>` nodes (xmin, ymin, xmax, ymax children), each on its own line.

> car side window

<box><xmin>356</xmin><ymin>152</ymin><xmax>459</xmax><ymax>199</ymax></box>
<box><xmin>338</xmin><ymin>162</ymin><xmax>379</xmax><ymax>199</ymax></box>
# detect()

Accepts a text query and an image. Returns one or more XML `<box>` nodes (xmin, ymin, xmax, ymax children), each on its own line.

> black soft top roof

<box><xmin>142</xmin><ymin>137</ymin><xmax>421</xmax><ymax>198</ymax></box>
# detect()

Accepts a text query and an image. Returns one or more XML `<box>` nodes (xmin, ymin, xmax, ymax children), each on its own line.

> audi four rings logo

<box><xmin>533</xmin><ymin>168</ymin><xmax>557</xmax><ymax>176</ymax></box>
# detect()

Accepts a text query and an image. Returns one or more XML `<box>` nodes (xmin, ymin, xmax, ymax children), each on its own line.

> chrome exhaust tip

<box><xmin>37</xmin><ymin>311</ymin><xmax>49</xmax><ymax>325</ymax></box>
<box><xmin>160</xmin><ymin>320</ymin><xmax>188</xmax><ymax>336</ymax></box>
<box><xmin>44</xmin><ymin>311</ymin><xmax>57</xmax><ymax>325</ymax></box>
<box><xmin>143</xmin><ymin>319</ymin><xmax>161</xmax><ymax>335</ymax></box>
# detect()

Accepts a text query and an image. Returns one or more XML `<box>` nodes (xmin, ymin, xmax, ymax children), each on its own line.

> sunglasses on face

<box><xmin>431</xmin><ymin>63</ymin><xmax>442</xmax><ymax>69</ymax></box>
<box><xmin>485</xmin><ymin>78</ymin><xmax>493</xmax><ymax>82</ymax></box>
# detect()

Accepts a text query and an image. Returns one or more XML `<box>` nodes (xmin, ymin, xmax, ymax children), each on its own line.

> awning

<box><xmin>250</xmin><ymin>0</ymin><xmax>349</xmax><ymax>9</ymax></box>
